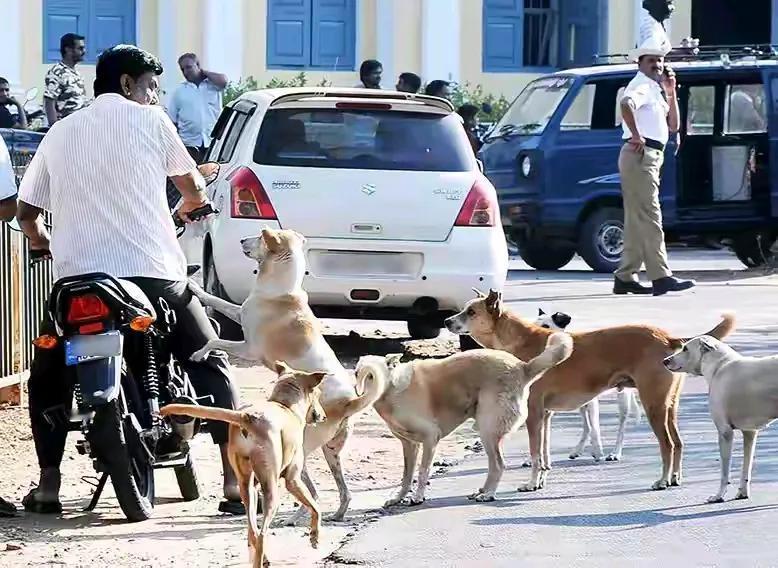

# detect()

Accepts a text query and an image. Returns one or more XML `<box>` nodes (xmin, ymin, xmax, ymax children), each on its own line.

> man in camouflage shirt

<box><xmin>44</xmin><ymin>33</ymin><xmax>88</xmax><ymax>125</ymax></box>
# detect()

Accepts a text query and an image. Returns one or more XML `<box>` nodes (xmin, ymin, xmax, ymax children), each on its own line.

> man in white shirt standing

<box><xmin>166</xmin><ymin>53</ymin><xmax>228</xmax><ymax>163</ymax></box>
<box><xmin>0</xmin><ymin>135</ymin><xmax>17</xmax><ymax>221</ymax></box>
<box><xmin>16</xmin><ymin>45</ymin><xmax>243</xmax><ymax>515</ymax></box>
<box><xmin>614</xmin><ymin>34</ymin><xmax>695</xmax><ymax>296</ymax></box>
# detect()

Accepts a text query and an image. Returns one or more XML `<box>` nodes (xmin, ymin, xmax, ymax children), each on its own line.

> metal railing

<box><xmin>1</xmin><ymin>150</ymin><xmax>52</xmax><ymax>386</ymax></box>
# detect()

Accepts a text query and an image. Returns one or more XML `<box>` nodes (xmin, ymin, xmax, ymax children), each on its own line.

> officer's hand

<box><xmin>628</xmin><ymin>134</ymin><xmax>646</xmax><ymax>155</ymax></box>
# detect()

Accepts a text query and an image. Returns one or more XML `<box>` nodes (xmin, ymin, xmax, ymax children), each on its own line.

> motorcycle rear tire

<box><xmin>91</xmin><ymin>399</ymin><xmax>155</xmax><ymax>522</ymax></box>
<box><xmin>174</xmin><ymin>454</ymin><xmax>200</xmax><ymax>501</ymax></box>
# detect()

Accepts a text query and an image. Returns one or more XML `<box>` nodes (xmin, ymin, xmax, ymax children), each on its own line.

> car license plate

<box><xmin>65</xmin><ymin>332</ymin><xmax>123</xmax><ymax>366</ymax></box>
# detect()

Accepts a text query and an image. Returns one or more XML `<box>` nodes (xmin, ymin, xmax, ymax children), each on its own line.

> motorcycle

<box><xmin>28</xmin><ymin>163</ymin><xmax>221</xmax><ymax>522</ymax></box>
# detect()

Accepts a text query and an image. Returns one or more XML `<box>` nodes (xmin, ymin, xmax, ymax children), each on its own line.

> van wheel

<box><xmin>518</xmin><ymin>240</ymin><xmax>575</xmax><ymax>270</ymax></box>
<box><xmin>204</xmin><ymin>252</ymin><xmax>244</xmax><ymax>341</ymax></box>
<box><xmin>578</xmin><ymin>207</ymin><xmax>624</xmax><ymax>273</ymax></box>
<box><xmin>407</xmin><ymin>316</ymin><xmax>441</xmax><ymax>340</ymax></box>
<box><xmin>732</xmin><ymin>231</ymin><xmax>776</xmax><ymax>268</ymax></box>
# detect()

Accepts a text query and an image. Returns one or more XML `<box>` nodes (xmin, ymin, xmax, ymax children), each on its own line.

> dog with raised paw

<box><xmin>161</xmin><ymin>362</ymin><xmax>327</xmax><ymax>567</ymax></box>
<box><xmin>664</xmin><ymin>335</ymin><xmax>777</xmax><ymax>503</ymax></box>
<box><xmin>356</xmin><ymin>332</ymin><xmax>573</xmax><ymax>504</ymax></box>
<box><xmin>446</xmin><ymin>290</ymin><xmax>734</xmax><ymax>492</ymax></box>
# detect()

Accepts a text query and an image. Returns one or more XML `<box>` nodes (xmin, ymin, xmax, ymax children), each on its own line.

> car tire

<box><xmin>407</xmin><ymin>316</ymin><xmax>441</xmax><ymax>340</ymax></box>
<box><xmin>578</xmin><ymin>207</ymin><xmax>624</xmax><ymax>273</ymax></box>
<box><xmin>732</xmin><ymin>231</ymin><xmax>776</xmax><ymax>268</ymax></box>
<box><xmin>518</xmin><ymin>240</ymin><xmax>575</xmax><ymax>271</ymax></box>
<box><xmin>203</xmin><ymin>250</ymin><xmax>244</xmax><ymax>341</ymax></box>
<box><xmin>459</xmin><ymin>335</ymin><xmax>481</xmax><ymax>351</ymax></box>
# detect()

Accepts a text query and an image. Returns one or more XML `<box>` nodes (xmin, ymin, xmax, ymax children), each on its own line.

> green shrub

<box><xmin>449</xmin><ymin>82</ymin><xmax>512</xmax><ymax>123</ymax></box>
<box><xmin>223</xmin><ymin>72</ymin><xmax>332</xmax><ymax>105</ymax></box>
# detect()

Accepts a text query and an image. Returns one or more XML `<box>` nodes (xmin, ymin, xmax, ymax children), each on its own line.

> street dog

<box><xmin>664</xmin><ymin>336</ymin><xmax>778</xmax><ymax>503</ymax></box>
<box><xmin>535</xmin><ymin>308</ymin><xmax>642</xmax><ymax>463</ymax></box>
<box><xmin>188</xmin><ymin>227</ymin><xmax>383</xmax><ymax>523</ymax></box>
<box><xmin>446</xmin><ymin>290</ymin><xmax>735</xmax><ymax>491</ymax></box>
<box><xmin>355</xmin><ymin>333</ymin><xmax>573</xmax><ymax>503</ymax></box>
<box><xmin>160</xmin><ymin>362</ymin><xmax>327</xmax><ymax>568</ymax></box>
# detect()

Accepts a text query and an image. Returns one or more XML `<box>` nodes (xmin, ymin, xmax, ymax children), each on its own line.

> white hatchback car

<box><xmin>182</xmin><ymin>88</ymin><xmax>508</xmax><ymax>340</ymax></box>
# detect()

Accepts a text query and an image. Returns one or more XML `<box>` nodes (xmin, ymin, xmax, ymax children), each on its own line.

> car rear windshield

<box><xmin>253</xmin><ymin>108</ymin><xmax>475</xmax><ymax>172</ymax></box>
<box><xmin>490</xmin><ymin>76</ymin><xmax>575</xmax><ymax>138</ymax></box>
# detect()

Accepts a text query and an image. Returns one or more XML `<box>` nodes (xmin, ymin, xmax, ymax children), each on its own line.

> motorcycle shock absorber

<box><xmin>142</xmin><ymin>333</ymin><xmax>161</xmax><ymax>420</ymax></box>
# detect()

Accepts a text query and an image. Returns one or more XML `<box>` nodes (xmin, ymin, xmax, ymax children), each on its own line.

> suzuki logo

<box><xmin>361</xmin><ymin>183</ymin><xmax>376</xmax><ymax>196</ymax></box>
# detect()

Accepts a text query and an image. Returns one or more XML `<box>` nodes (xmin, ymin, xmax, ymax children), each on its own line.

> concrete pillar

<box><xmin>0</xmin><ymin>0</ymin><xmax>23</xmax><ymax>88</ymax></box>
<box><xmin>421</xmin><ymin>0</ymin><xmax>460</xmax><ymax>84</ymax></box>
<box><xmin>203</xmin><ymin>0</ymin><xmax>244</xmax><ymax>83</ymax></box>
<box><xmin>376</xmin><ymin>0</ymin><xmax>395</xmax><ymax>89</ymax></box>
<box><xmin>157</xmin><ymin>0</ymin><xmax>179</xmax><ymax>102</ymax></box>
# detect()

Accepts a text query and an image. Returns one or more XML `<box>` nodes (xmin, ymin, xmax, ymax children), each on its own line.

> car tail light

<box><xmin>67</xmin><ymin>294</ymin><xmax>110</xmax><ymax>325</ymax></box>
<box><xmin>230</xmin><ymin>167</ymin><xmax>278</xmax><ymax>219</ymax></box>
<box><xmin>454</xmin><ymin>178</ymin><xmax>498</xmax><ymax>227</ymax></box>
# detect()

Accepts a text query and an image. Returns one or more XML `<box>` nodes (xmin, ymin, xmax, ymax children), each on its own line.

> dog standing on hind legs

<box><xmin>160</xmin><ymin>362</ymin><xmax>326</xmax><ymax>567</ymax></box>
<box><xmin>446</xmin><ymin>290</ymin><xmax>735</xmax><ymax>492</ymax></box>
<box><xmin>188</xmin><ymin>228</ymin><xmax>383</xmax><ymax>523</ymax></box>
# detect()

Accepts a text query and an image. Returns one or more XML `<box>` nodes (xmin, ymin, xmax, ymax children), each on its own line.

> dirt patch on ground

<box><xmin>0</xmin><ymin>333</ymin><xmax>472</xmax><ymax>567</ymax></box>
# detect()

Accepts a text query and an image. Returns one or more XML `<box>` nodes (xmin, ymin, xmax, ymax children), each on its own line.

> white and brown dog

<box><xmin>189</xmin><ymin>228</ymin><xmax>383</xmax><ymax>522</ymax></box>
<box><xmin>535</xmin><ymin>308</ymin><xmax>642</xmax><ymax>463</ymax></box>
<box><xmin>664</xmin><ymin>335</ymin><xmax>777</xmax><ymax>503</ymax></box>
<box><xmin>355</xmin><ymin>333</ymin><xmax>573</xmax><ymax>504</ymax></box>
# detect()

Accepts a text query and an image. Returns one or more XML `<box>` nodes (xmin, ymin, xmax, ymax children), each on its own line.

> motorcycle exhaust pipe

<box><xmin>167</xmin><ymin>395</ymin><xmax>200</xmax><ymax>441</ymax></box>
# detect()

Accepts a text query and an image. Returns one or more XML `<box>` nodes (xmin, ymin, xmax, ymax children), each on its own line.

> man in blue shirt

<box><xmin>166</xmin><ymin>53</ymin><xmax>228</xmax><ymax>163</ymax></box>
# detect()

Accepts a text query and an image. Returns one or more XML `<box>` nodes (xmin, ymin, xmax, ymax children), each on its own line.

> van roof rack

<box><xmin>593</xmin><ymin>44</ymin><xmax>778</xmax><ymax>65</ymax></box>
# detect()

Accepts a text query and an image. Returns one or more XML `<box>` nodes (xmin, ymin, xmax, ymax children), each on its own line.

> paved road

<box><xmin>329</xmin><ymin>250</ymin><xmax>778</xmax><ymax>567</ymax></box>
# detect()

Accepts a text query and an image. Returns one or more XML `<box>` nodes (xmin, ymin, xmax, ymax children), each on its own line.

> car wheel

<box><xmin>518</xmin><ymin>240</ymin><xmax>575</xmax><ymax>271</ymax></box>
<box><xmin>732</xmin><ymin>231</ymin><xmax>776</xmax><ymax>268</ymax></box>
<box><xmin>578</xmin><ymin>207</ymin><xmax>624</xmax><ymax>273</ymax></box>
<box><xmin>203</xmin><ymin>250</ymin><xmax>244</xmax><ymax>341</ymax></box>
<box><xmin>407</xmin><ymin>316</ymin><xmax>441</xmax><ymax>340</ymax></box>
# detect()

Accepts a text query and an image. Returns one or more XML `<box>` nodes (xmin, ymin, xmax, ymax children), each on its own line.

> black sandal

<box><xmin>218</xmin><ymin>499</ymin><xmax>245</xmax><ymax>515</ymax></box>
<box><xmin>0</xmin><ymin>496</ymin><xmax>18</xmax><ymax>517</ymax></box>
<box><xmin>22</xmin><ymin>488</ymin><xmax>62</xmax><ymax>514</ymax></box>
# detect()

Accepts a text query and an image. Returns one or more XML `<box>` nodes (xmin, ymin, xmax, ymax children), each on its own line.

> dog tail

<box><xmin>341</xmin><ymin>360</ymin><xmax>389</xmax><ymax>418</ymax></box>
<box><xmin>159</xmin><ymin>404</ymin><xmax>247</xmax><ymax>427</ymax></box>
<box><xmin>669</xmin><ymin>311</ymin><xmax>736</xmax><ymax>350</ymax></box>
<box><xmin>523</xmin><ymin>332</ymin><xmax>574</xmax><ymax>386</ymax></box>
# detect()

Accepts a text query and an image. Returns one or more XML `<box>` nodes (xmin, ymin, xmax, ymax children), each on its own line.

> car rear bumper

<box><xmin>211</xmin><ymin>220</ymin><xmax>508</xmax><ymax>316</ymax></box>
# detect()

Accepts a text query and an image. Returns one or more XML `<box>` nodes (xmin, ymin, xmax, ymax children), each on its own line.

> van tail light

<box><xmin>230</xmin><ymin>167</ymin><xmax>278</xmax><ymax>220</ymax></box>
<box><xmin>454</xmin><ymin>178</ymin><xmax>499</xmax><ymax>227</ymax></box>
<box><xmin>67</xmin><ymin>294</ymin><xmax>110</xmax><ymax>325</ymax></box>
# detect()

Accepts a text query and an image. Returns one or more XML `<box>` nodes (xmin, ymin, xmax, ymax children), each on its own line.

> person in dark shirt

<box><xmin>396</xmin><ymin>72</ymin><xmax>421</xmax><ymax>94</ymax></box>
<box><xmin>457</xmin><ymin>103</ymin><xmax>482</xmax><ymax>154</ymax></box>
<box><xmin>425</xmin><ymin>80</ymin><xmax>451</xmax><ymax>100</ymax></box>
<box><xmin>0</xmin><ymin>77</ymin><xmax>27</xmax><ymax>129</ymax></box>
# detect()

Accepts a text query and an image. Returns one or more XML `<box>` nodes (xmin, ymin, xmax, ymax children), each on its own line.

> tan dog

<box><xmin>189</xmin><ymin>228</ymin><xmax>382</xmax><ymax>523</ymax></box>
<box><xmin>160</xmin><ymin>362</ymin><xmax>327</xmax><ymax>567</ymax></box>
<box><xmin>445</xmin><ymin>290</ymin><xmax>735</xmax><ymax>491</ymax></box>
<box><xmin>355</xmin><ymin>333</ymin><xmax>573</xmax><ymax>503</ymax></box>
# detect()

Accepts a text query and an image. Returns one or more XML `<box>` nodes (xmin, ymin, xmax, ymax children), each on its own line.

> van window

<box><xmin>493</xmin><ymin>76</ymin><xmax>574</xmax><ymax>136</ymax></box>
<box><xmin>725</xmin><ymin>84</ymin><xmax>766</xmax><ymax>134</ymax></box>
<box><xmin>560</xmin><ymin>80</ymin><xmax>628</xmax><ymax>131</ymax></box>
<box><xmin>560</xmin><ymin>84</ymin><xmax>595</xmax><ymax>130</ymax></box>
<box><xmin>687</xmin><ymin>86</ymin><xmax>715</xmax><ymax>135</ymax></box>
<box><xmin>254</xmin><ymin>109</ymin><xmax>474</xmax><ymax>172</ymax></box>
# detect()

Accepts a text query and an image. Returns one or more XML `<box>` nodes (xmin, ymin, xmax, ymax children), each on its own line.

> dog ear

<box><xmin>274</xmin><ymin>361</ymin><xmax>293</xmax><ymax>376</ymax></box>
<box><xmin>698</xmin><ymin>336</ymin><xmax>715</xmax><ymax>353</ymax></box>
<box><xmin>302</xmin><ymin>371</ymin><xmax>328</xmax><ymax>389</ymax></box>
<box><xmin>553</xmin><ymin>312</ymin><xmax>572</xmax><ymax>329</ymax></box>
<box><xmin>485</xmin><ymin>289</ymin><xmax>502</xmax><ymax>317</ymax></box>
<box><xmin>261</xmin><ymin>228</ymin><xmax>282</xmax><ymax>252</ymax></box>
<box><xmin>538</xmin><ymin>308</ymin><xmax>545</xmax><ymax>316</ymax></box>
<box><xmin>385</xmin><ymin>353</ymin><xmax>403</xmax><ymax>368</ymax></box>
<box><xmin>472</xmin><ymin>287</ymin><xmax>486</xmax><ymax>299</ymax></box>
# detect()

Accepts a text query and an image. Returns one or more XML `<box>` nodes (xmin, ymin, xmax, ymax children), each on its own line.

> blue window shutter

<box><xmin>482</xmin><ymin>0</ymin><xmax>523</xmax><ymax>72</ymax></box>
<box><xmin>267</xmin><ymin>0</ymin><xmax>311</xmax><ymax>68</ymax></box>
<box><xmin>89</xmin><ymin>0</ymin><xmax>137</xmax><ymax>62</ymax></box>
<box><xmin>558</xmin><ymin>0</ymin><xmax>602</xmax><ymax>68</ymax></box>
<box><xmin>311</xmin><ymin>0</ymin><xmax>356</xmax><ymax>70</ymax></box>
<box><xmin>43</xmin><ymin>0</ymin><xmax>88</xmax><ymax>63</ymax></box>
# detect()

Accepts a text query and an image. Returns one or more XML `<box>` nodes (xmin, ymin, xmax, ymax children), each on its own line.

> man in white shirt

<box><xmin>614</xmin><ymin>35</ymin><xmax>695</xmax><ymax>296</ymax></box>
<box><xmin>0</xmin><ymin>135</ymin><xmax>16</xmax><ymax>221</ymax></box>
<box><xmin>16</xmin><ymin>45</ymin><xmax>243</xmax><ymax>515</ymax></box>
<box><xmin>166</xmin><ymin>53</ymin><xmax>227</xmax><ymax>163</ymax></box>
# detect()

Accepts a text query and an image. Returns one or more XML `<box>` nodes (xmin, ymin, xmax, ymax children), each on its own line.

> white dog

<box><xmin>535</xmin><ymin>308</ymin><xmax>642</xmax><ymax>462</ymax></box>
<box><xmin>664</xmin><ymin>335</ymin><xmax>778</xmax><ymax>502</ymax></box>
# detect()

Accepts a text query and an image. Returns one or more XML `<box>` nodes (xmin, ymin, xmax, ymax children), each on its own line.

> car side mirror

<box><xmin>24</xmin><ymin>88</ymin><xmax>39</xmax><ymax>103</ymax></box>
<box><xmin>198</xmin><ymin>162</ymin><xmax>220</xmax><ymax>186</ymax></box>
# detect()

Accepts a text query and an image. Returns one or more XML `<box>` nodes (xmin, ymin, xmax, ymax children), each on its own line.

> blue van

<box><xmin>481</xmin><ymin>53</ymin><xmax>777</xmax><ymax>272</ymax></box>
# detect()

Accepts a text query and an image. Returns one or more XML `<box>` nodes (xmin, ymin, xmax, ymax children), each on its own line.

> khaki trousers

<box><xmin>615</xmin><ymin>144</ymin><xmax>672</xmax><ymax>282</ymax></box>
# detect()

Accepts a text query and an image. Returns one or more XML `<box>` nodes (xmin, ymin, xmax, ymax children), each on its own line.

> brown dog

<box><xmin>445</xmin><ymin>290</ymin><xmax>735</xmax><ymax>491</ymax></box>
<box><xmin>160</xmin><ymin>362</ymin><xmax>327</xmax><ymax>567</ymax></box>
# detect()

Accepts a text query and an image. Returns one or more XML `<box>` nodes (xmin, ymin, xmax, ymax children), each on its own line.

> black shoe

<box><xmin>613</xmin><ymin>278</ymin><xmax>653</xmax><ymax>295</ymax></box>
<box><xmin>652</xmin><ymin>276</ymin><xmax>696</xmax><ymax>296</ymax></box>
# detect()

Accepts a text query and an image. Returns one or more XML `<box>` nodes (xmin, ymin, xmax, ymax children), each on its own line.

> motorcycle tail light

<box><xmin>33</xmin><ymin>335</ymin><xmax>58</xmax><ymax>349</ymax></box>
<box><xmin>67</xmin><ymin>294</ymin><xmax>110</xmax><ymax>325</ymax></box>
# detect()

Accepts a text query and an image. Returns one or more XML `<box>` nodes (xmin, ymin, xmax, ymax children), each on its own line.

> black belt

<box><xmin>624</xmin><ymin>138</ymin><xmax>665</xmax><ymax>151</ymax></box>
